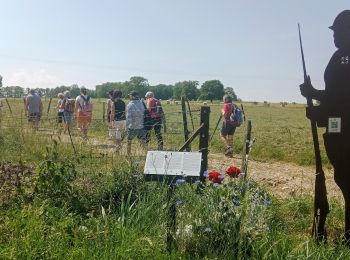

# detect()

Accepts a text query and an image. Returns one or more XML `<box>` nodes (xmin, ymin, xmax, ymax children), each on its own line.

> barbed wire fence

<box><xmin>0</xmin><ymin>97</ymin><xmax>219</xmax><ymax>164</ymax></box>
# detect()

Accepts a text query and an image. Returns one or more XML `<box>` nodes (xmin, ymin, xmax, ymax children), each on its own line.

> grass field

<box><xmin>1</xmin><ymin>98</ymin><xmax>347</xmax><ymax>259</ymax></box>
<box><xmin>0</xmin><ymin>97</ymin><xmax>328</xmax><ymax>166</ymax></box>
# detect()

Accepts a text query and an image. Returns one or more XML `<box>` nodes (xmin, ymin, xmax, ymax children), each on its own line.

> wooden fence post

<box><xmin>102</xmin><ymin>102</ymin><xmax>106</xmax><ymax>123</ymax></box>
<box><xmin>181</xmin><ymin>96</ymin><xmax>190</xmax><ymax>151</ymax></box>
<box><xmin>241</xmin><ymin>120</ymin><xmax>252</xmax><ymax>177</ymax></box>
<box><xmin>199</xmin><ymin>106</ymin><xmax>210</xmax><ymax>182</ymax></box>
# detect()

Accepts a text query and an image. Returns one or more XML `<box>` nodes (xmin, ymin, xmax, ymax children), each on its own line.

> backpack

<box><xmin>142</xmin><ymin>101</ymin><xmax>153</xmax><ymax>130</ymax></box>
<box><xmin>229</xmin><ymin>104</ymin><xmax>243</xmax><ymax>127</ymax></box>
<box><xmin>80</xmin><ymin>95</ymin><xmax>92</xmax><ymax>112</ymax></box>
<box><xmin>150</xmin><ymin>98</ymin><xmax>164</xmax><ymax>119</ymax></box>
<box><xmin>64</xmin><ymin>98</ymin><xmax>75</xmax><ymax>113</ymax></box>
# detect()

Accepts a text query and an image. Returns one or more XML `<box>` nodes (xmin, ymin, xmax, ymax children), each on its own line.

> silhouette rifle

<box><xmin>298</xmin><ymin>24</ymin><xmax>329</xmax><ymax>242</ymax></box>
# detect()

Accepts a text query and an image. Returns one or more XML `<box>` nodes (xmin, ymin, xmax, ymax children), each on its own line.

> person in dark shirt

<box><xmin>300</xmin><ymin>10</ymin><xmax>350</xmax><ymax>244</ymax></box>
<box><xmin>110</xmin><ymin>90</ymin><xmax>126</xmax><ymax>149</ymax></box>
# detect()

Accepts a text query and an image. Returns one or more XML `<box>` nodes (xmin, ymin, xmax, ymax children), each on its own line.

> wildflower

<box><xmin>133</xmin><ymin>161</ymin><xmax>141</xmax><ymax>166</ymax></box>
<box><xmin>234</xmin><ymin>199</ymin><xmax>241</xmax><ymax>206</ymax></box>
<box><xmin>203</xmin><ymin>170</ymin><xmax>209</xmax><ymax>178</ymax></box>
<box><xmin>176</xmin><ymin>200</ymin><xmax>182</xmax><ymax>206</ymax></box>
<box><xmin>213</xmin><ymin>183</ymin><xmax>220</xmax><ymax>187</ymax></box>
<box><xmin>194</xmin><ymin>180</ymin><xmax>201</xmax><ymax>185</ymax></box>
<box><xmin>264</xmin><ymin>199</ymin><xmax>272</xmax><ymax>206</ymax></box>
<box><xmin>265</xmin><ymin>226</ymin><xmax>271</xmax><ymax>233</ymax></box>
<box><xmin>218</xmin><ymin>175</ymin><xmax>225</xmax><ymax>180</ymax></box>
<box><xmin>237</xmin><ymin>187</ymin><xmax>245</xmax><ymax>193</ymax></box>
<box><xmin>225</xmin><ymin>165</ymin><xmax>241</xmax><ymax>178</ymax></box>
<box><xmin>176</xmin><ymin>179</ymin><xmax>185</xmax><ymax>184</ymax></box>
<box><xmin>208</xmin><ymin>170</ymin><xmax>223</xmax><ymax>184</ymax></box>
<box><xmin>204</xmin><ymin>227</ymin><xmax>212</xmax><ymax>233</ymax></box>
<box><xmin>132</xmin><ymin>174</ymin><xmax>139</xmax><ymax>178</ymax></box>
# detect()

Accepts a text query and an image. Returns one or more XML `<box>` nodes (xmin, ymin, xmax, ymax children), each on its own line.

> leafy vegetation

<box><xmin>0</xmin><ymin>99</ymin><xmax>347</xmax><ymax>258</ymax></box>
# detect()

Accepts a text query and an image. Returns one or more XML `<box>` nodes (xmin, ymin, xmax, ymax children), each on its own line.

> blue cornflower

<box><xmin>264</xmin><ymin>199</ymin><xmax>272</xmax><ymax>206</ymax></box>
<box><xmin>218</xmin><ymin>175</ymin><xmax>224</xmax><ymax>180</ymax></box>
<box><xmin>132</xmin><ymin>174</ymin><xmax>139</xmax><ymax>178</ymax></box>
<box><xmin>176</xmin><ymin>179</ymin><xmax>186</xmax><ymax>184</ymax></box>
<box><xmin>213</xmin><ymin>183</ymin><xmax>220</xmax><ymax>187</ymax></box>
<box><xmin>194</xmin><ymin>180</ymin><xmax>201</xmax><ymax>185</ymax></box>
<box><xmin>133</xmin><ymin>161</ymin><xmax>141</xmax><ymax>166</ymax></box>
<box><xmin>176</xmin><ymin>200</ymin><xmax>182</xmax><ymax>206</ymax></box>
<box><xmin>238</xmin><ymin>187</ymin><xmax>245</xmax><ymax>193</ymax></box>
<box><xmin>234</xmin><ymin>199</ymin><xmax>241</xmax><ymax>206</ymax></box>
<box><xmin>203</xmin><ymin>170</ymin><xmax>209</xmax><ymax>177</ymax></box>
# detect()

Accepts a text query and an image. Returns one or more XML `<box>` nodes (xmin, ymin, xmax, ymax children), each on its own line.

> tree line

<box><xmin>0</xmin><ymin>76</ymin><xmax>238</xmax><ymax>101</ymax></box>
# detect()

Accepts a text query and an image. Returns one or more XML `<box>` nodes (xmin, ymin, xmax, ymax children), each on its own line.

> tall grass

<box><xmin>1</xmin><ymin>98</ymin><xmax>328</xmax><ymax>166</ymax></box>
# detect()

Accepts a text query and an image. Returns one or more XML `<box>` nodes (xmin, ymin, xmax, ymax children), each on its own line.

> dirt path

<box><xmin>21</xmin><ymin>129</ymin><xmax>343</xmax><ymax>200</ymax></box>
<box><xmin>209</xmin><ymin>153</ymin><xmax>342</xmax><ymax>200</ymax></box>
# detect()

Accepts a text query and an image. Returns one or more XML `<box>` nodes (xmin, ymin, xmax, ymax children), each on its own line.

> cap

<box><xmin>128</xmin><ymin>90</ymin><xmax>139</xmax><ymax>97</ymax></box>
<box><xmin>145</xmin><ymin>91</ymin><xmax>154</xmax><ymax>98</ymax></box>
<box><xmin>329</xmin><ymin>10</ymin><xmax>350</xmax><ymax>30</ymax></box>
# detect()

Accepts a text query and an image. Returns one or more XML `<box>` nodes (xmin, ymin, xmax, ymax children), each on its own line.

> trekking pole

<box><xmin>210</xmin><ymin>113</ymin><xmax>222</xmax><ymax>143</ymax></box>
<box><xmin>186</xmin><ymin>97</ymin><xmax>195</xmax><ymax>131</ymax></box>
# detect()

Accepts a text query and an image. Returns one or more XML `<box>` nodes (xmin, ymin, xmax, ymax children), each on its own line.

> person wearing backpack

<box><xmin>126</xmin><ymin>91</ymin><xmax>146</xmax><ymax>155</ymax></box>
<box><xmin>62</xmin><ymin>90</ymin><xmax>74</xmax><ymax>134</ymax></box>
<box><xmin>145</xmin><ymin>91</ymin><xmax>164</xmax><ymax>150</ymax></box>
<box><xmin>220</xmin><ymin>94</ymin><xmax>238</xmax><ymax>157</ymax></box>
<box><xmin>75</xmin><ymin>88</ymin><xmax>92</xmax><ymax>139</ymax></box>
<box><xmin>110</xmin><ymin>90</ymin><xmax>126</xmax><ymax>150</ymax></box>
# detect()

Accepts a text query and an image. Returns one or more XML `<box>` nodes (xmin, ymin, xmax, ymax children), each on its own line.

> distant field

<box><xmin>0</xmin><ymin>97</ymin><xmax>327</xmax><ymax>166</ymax></box>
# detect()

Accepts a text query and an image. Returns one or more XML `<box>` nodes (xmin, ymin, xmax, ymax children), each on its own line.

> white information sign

<box><xmin>328</xmin><ymin>117</ymin><xmax>341</xmax><ymax>133</ymax></box>
<box><xmin>144</xmin><ymin>151</ymin><xmax>202</xmax><ymax>177</ymax></box>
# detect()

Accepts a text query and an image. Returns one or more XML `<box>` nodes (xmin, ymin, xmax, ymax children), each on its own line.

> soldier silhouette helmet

<box><xmin>329</xmin><ymin>10</ymin><xmax>350</xmax><ymax>31</ymax></box>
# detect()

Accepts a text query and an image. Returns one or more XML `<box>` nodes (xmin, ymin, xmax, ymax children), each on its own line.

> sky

<box><xmin>0</xmin><ymin>0</ymin><xmax>349</xmax><ymax>103</ymax></box>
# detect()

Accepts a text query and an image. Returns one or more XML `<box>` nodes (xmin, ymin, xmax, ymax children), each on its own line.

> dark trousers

<box><xmin>145</xmin><ymin>119</ymin><xmax>163</xmax><ymax>150</ymax></box>
<box><xmin>324</xmin><ymin>133</ymin><xmax>350</xmax><ymax>240</ymax></box>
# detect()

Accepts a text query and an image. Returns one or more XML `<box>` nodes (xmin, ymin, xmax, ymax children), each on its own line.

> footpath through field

<box><xmin>209</xmin><ymin>153</ymin><xmax>342</xmax><ymax>199</ymax></box>
<box><xmin>32</xmin><ymin>129</ymin><xmax>343</xmax><ymax>200</ymax></box>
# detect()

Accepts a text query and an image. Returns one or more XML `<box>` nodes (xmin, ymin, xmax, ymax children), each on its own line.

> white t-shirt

<box><xmin>75</xmin><ymin>95</ymin><xmax>92</xmax><ymax>112</ymax></box>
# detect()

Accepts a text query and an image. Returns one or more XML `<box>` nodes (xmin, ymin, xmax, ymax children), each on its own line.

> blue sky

<box><xmin>0</xmin><ymin>0</ymin><xmax>349</xmax><ymax>102</ymax></box>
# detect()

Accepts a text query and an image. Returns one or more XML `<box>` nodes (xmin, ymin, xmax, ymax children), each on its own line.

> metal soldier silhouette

<box><xmin>300</xmin><ymin>10</ymin><xmax>350</xmax><ymax>244</ymax></box>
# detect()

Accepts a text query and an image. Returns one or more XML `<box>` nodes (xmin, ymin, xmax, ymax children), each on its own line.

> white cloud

<box><xmin>5</xmin><ymin>69</ymin><xmax>60</xmax><ymax>88</ymax></box>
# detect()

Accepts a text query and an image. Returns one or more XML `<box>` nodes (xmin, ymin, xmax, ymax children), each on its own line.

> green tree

<box><xmin>199</xmin><ymin>80</ymin><xmax>225</xmax><ymax>101</ymax></box>
<box><xmin>173</xmin><ymin>81</ymin><xmax>200</xmax><ymax>100</ymax></box>
<box><xmin>149</xmin><ymin>84</ymin><xmax>174</xmax><ymax>100</ymax></box>
<box><xmin>127</xmin><ymin>76</ymin><xmax>149</xmax><ymax>97</ymax></box>
<box><xmin>95</xmin><ymin>82</ymin><xmax>124</xmax><ymax>98</ymax></box>
<box><xmin>224</xmin><ymin>87</ymin><xmax>238</xmax><ymax>101</ymax></box>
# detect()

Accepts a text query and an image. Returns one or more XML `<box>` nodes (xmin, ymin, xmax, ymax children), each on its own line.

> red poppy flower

<box><xmin>225</xmin><ymin>165</ymin><xmax>241</xmax><ymax>178</ymax></box>
<box><xmin>208</xmin><ymin>170</ymin><xmax>223</xmax><ymax>184</ymax></box>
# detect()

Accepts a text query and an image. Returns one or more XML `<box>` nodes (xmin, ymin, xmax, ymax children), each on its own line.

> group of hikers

<box><xmin>0</xmin><ymin>86</ymin><xmax>241</xmax><ymax>156</ymax></box>
<box><xmin>20</xmin><ymin>88</ymin><xmax>166</xmax><ymax>155</ymax></box>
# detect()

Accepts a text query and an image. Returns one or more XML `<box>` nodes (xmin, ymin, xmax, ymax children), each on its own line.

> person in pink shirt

<box><xmin>221</xmin><ymin>95</ymin><xmax>236</xmax><ymax>157</ymax></box>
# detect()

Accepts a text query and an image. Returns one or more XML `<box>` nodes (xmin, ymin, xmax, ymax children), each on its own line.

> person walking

<box><xmin>145</xmin><ymin>91</ymin><xmax>164</xmax><ymax>150</ymax></box>
<box><xmin>56</xmin><ymin>93</ymin><xmax>65</xmax><ymax>130</ymax></box>
<box><xmin>106</xmin><ymin>90</ymin><xmax>114</xmax><ymax>139</ymax></box>
<box><xmin>126</xmin><ymin>91</ymin><xmax>146</xmax><ymax>155</ymax></box>
<box><xmin>25</xmin><ymin>89</ymin><xmax>43</xmax><ymax>130</ymax></box>
<box><xmin>62</xmin><ymin>90</ymin><xmax>74</xmax><ymax>134</ymax></box>
<box><xmin>75</xmin><ymin>88</ymin><xmax>92</xmax><ymax>140</ymax></box>
<box><xmin>110</xmin><ymin>90</ymin><xmax>126</xmax><ymax>150</ymax></box>
<box><xmin>220</xmin><ymin>95</ymin><xmax>236</xmax><ymax>157</ymax></box>
<box><xmin>300</xmin><ymin>10</ymin><xmax>350</xmax><ymax>245</ymax></box>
